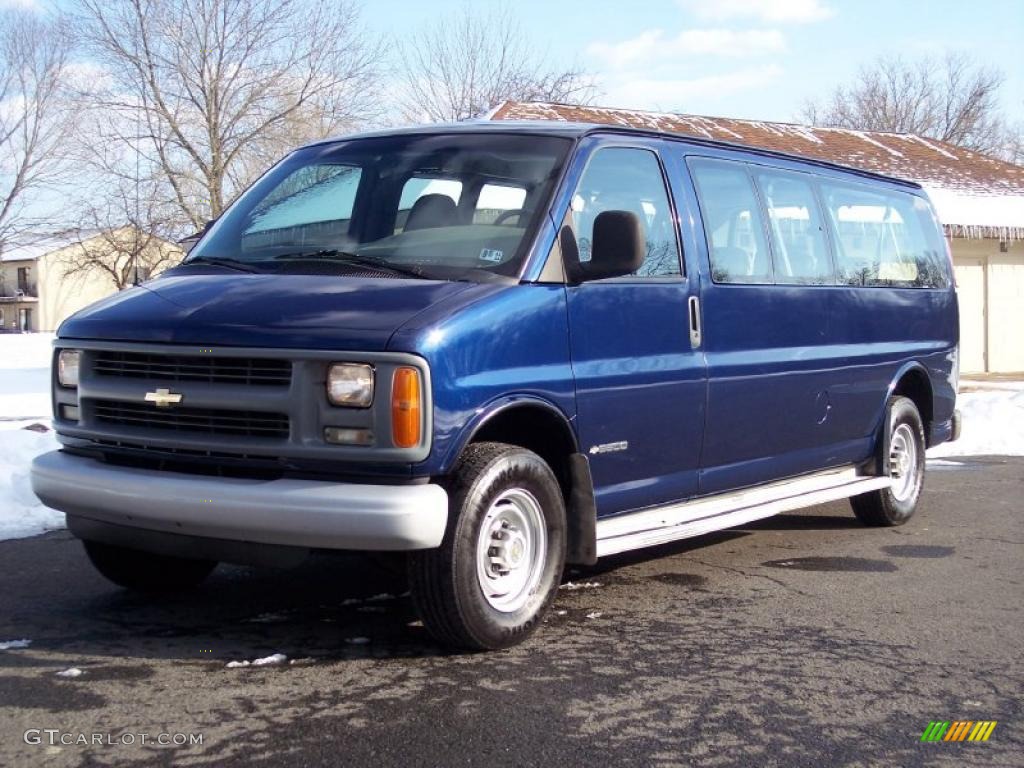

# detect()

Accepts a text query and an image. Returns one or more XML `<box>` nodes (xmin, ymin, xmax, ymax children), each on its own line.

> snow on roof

<box><xmin>491</xmin><ymin>102</ymin><xmax>1024</xmax><ymax>238</ymax></box>
<box><xmin>0</xmin><ymin>231</ymin><xmax>100</xmax><ymax>263</ymax></box>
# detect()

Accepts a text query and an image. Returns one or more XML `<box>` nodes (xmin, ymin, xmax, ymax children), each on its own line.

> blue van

<box><xmin>31</xmin><ymin>122</ymin><xmax>960</xmax><ymax>649</ymax></box>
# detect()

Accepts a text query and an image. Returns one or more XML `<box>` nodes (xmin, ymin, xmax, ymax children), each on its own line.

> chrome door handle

<box><xmin>688</xmin><ymin>295</ymin><xmax>702</xmax><ymax>349</ymax></box>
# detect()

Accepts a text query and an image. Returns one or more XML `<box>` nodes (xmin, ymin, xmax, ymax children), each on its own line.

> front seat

<box><xmin>405</xmin><ymin>194</ymin><xmax>458</xmax><ymax>231</ymax></box>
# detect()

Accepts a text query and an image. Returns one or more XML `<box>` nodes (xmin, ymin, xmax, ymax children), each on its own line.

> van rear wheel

<box><xmin>851</xmin><ymin>396</ymin><xmax>926</xmax><ymax>526</ymax></box>
<box><xmin>408</xmin><ymin>442</ymin><xmax>566</xmax><ymax>650</ymax></box>
<box><xmin>83</xmin><ymin>541</ymin><xmax>217</xmax><ymax>591</ymax></box>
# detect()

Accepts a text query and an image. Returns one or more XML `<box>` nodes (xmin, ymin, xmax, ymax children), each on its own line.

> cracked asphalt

<box><xmin>0</xmin><ymin>456</ymin><xmax>1021</xmax><ymax>767</ymax></box>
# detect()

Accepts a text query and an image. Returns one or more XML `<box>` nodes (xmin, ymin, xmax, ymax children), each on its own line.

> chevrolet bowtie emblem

<box><xmin>145</xmin><ymin>388</ymin><xmax>183</xmax><ymax>407</ymax></box>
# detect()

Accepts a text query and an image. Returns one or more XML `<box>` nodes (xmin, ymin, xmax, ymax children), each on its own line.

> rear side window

<box><xmin>753</xmin><ymin>169</ymin><xmax>833</xmax><ymax>285</ymax></box>
<box><xmin>688</xmin><ymin>158</ymin><xmax>772</xmax><ymax>284</ymax></box>
<box><xmin>571</xmin><ymin>147</ymin><xmax>681</xmax><ymax>278</ymax></box>
<box><xmin>820</xmin><ymin>182</ymin><xmax>949</xmax><ymax>288</ymax></box>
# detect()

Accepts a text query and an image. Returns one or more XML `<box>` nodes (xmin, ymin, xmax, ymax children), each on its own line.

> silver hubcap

<box><xmin>475</xmin><ymin>488</ymin><xmax>547</xmax><ymax>613</ymax></box>
<box><xmin>889</xmin><ymin>423</ymin><xmax>920</xmax><ymax>502</ymax></box>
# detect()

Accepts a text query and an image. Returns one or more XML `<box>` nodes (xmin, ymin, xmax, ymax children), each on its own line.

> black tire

<box><xmin>83</xmin><ymin>540</ymin><xmax>217</xmax><ymax>591</ymax></box>
<box><xmin>408</xmin><ymin>442</ymin><xmax>566</xmax><ymax>651</ymax></box>
<box><xmin>851</xmin><ymin>396</ymin><xmax>926</xmax><ymax>526</ymax></box>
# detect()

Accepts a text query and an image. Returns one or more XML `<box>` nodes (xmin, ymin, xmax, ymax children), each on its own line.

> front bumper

<box><xmin>31</xmin><ymin>450</ymin><xmax>448</xmax><ymax>551</ymax></box>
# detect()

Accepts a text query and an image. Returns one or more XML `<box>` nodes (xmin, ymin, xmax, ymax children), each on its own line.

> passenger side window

<box><xmin>821</xmin><ymin>182</ymin><xmax>949</xmax><ymax>288</ymax></box>
<box><xmin>571</xmin><ymin>148</ymin><xmax>681</xmax><ymax>278</ymax></box>
<box><xmin>688</xmin><ymin>159</ymin><xmax>772</xmax><ymax>284</ymax></box>
<box><xmin>754</xmin><ymin>169</ymin><xmax>833</xmax><ymax>285</ymax></box>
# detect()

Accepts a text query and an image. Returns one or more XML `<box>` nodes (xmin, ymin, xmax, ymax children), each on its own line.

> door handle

<box><xmin>688</xmin><ymin>296</ymin><xmax>702</xmax><ymax>349</ymax></box>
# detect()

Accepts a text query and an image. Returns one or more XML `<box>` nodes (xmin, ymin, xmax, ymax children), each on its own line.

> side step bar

<box><xmin>596</xmin><ymin>466</ymin><xmax>891</xmax><ymax>558</ymax></box>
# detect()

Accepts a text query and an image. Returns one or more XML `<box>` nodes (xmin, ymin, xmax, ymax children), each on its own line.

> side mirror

<box><xmin>572</xmin><ymin>210</ymin><xmax>645</xmax><ymax>283</ymax></box>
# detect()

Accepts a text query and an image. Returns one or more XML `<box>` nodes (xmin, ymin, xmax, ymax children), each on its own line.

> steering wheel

<box><xmin>493</xmin><ymin>209</ymin><xmax>529</xmax><ymax>226</ymax></box>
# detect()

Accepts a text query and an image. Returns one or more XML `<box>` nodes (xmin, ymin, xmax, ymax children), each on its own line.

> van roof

<box><xmin>302</xmin><ymin>120</ymin><xmax>923</xmax><ymax>191</ymax></box>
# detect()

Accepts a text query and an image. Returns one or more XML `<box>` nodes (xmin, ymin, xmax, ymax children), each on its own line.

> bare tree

<box><xmin>75</xmin><ymin>0</ymin><xmax>382</xmax><ymax>234</ymax></box>
<box><xmin>0</xmin><ymin>9</ymin><xmax>76</xmax><ymax>255</ymax></box>
<box><xmin>802</xmin><ymin>53</ymin><xmax>1012</xmax><ymax>156</ymax></box>
<box><xmin>62</xmin><ymin>179</ymin><xmax>183</xmax><ymax>291</ymax></box>
<box><xmin>397</xmin><ymin>4</ymin><xmax>595</xmax><ymax>123</ymax></box>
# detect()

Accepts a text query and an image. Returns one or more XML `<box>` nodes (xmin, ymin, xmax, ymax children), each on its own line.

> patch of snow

<box><xmin>56</xmin><ymin>668</ymin><xmax>83</xmax><ymax>678</ymax></box>
<box><xmin>252</xmin><ymin>653</ymin><xmax>288</xmax><ymax>666</ymax></box>
<box><xmin>227</xmin><ymin>653</ymin><xmax>288</xmax><ymax>668</ymax></box>
<box><xmin>923</xmin><ymin>185</ymin><xmax>1024</xmax><ymax>236</ymax></box>
<box><xmin>345</xmin><ymin>637</ymin><xmax>370</xmax><ymax>645</ymax></box>
<box><xmin>366</xmin><ymin>592</ymin><xmax>394</xmax><ymax>602</ymax></box>
<box><xmin>585</xmin><ymin>611</ymin><xmax>604</xmax><ymax>619</ymax></box>
<box><xmin>0</xmin><ymin>639</ymin><xmax>32</xmax><ymax>650</ymax></box>
<box><xmin>0</xmin><ymin>333</ymin><xmax>63</xmax><ymax>541</ymax></box>
<box><xmin>559</xmin><ymin>581</ymin><xmax>602</xmax><ymax>591</ymax></box>
<box><xmin>0</xmin><ymin>426</ymin><xmax>62</xmax><ymax>540</ymax></box>
<box><xmin>903</xmin><ymin>135</ymin><xmax>959</xmax><ymax>160</ymax></box>
<box><xmin>928</xmin><ymin>389</ymin><xmax>1024</xmax><ymax>458</ymax></box>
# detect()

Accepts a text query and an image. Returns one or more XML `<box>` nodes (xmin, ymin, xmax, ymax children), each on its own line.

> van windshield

<box><xmin>188</xmin><ymin>133</ymin><xmax>572</xmax><ymax>280</ymax></box>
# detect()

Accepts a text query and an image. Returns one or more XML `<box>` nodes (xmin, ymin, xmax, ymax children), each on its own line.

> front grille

<box><xmin>93</xmin><ymin>351</ymin><xmax>292</xmax><ymax>387</ymax></box>
<box><xmin>93</xmin><ymin>401</ymin><xmax>290</xmax><ymax>438</ymax></box>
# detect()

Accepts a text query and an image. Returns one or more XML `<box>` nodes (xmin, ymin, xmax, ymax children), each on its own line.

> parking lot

<box><xmin>0</xmin><ymin>456</ymin><xmax>1020</xmax><ymax>767</ymax></box>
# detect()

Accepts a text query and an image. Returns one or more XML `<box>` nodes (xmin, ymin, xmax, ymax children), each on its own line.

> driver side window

<box><xmin>571</xmin><ymin>147</ymin><xmax>682</xmax><ymax>277</ymax></box>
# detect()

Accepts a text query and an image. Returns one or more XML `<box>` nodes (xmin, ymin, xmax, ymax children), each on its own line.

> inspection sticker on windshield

<box><xmin>479</xmin><ymin>248</ymin><xmax>504</xmax><ymax>263</ymax></box>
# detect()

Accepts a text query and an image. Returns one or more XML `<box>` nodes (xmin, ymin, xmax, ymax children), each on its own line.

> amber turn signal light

<box><xmin>391</xmin><ymin>367</ymin><xmax>422</xmax><ymax>448</ymax></box>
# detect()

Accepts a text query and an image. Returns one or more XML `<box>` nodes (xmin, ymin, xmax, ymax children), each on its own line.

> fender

<box><xmin>871</xmin><ymin>360</ymin><xmax>933</xmax><ymax>475</ymax></box>
<box><xmin>440</xmin><ymin>394</ymin><xmax>580</xmax><ymax>475</ymax></box>
<box><xmin>442</xmin><ymin>394</ymin><xmax>598</xmax><ymax>565</ymax></box>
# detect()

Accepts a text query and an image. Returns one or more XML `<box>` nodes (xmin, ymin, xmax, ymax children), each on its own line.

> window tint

<box><xmin>571</xmin><ymin>148</ymin><xmax>681</xmax><ymax>277</ymax></box>
<box><xmin>821</xmin><ymin>182</ymin><xmax>949</xmax><ymax>288</ymax></box>
<box><xmin>689</xmin><ymin>159</ymin><xmax>772</xmax><ymax>284</ymax></box>
<box><xmin>243</xmin><ymin>164</ymin><xmax>362</xmax><ymax>248</ymax></box>
<box><xmin>754</xmin><ymin>169</ymin><xmax>833</xmax><ymax>284</ymax></box>
<box><xmin>474</xmin><ymin>184</ymin><xmax>528</xmax><ymax>224</ymax></box>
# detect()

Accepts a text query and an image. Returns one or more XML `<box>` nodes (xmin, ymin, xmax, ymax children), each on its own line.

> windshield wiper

<box><xmin>273</xmin><ymin>249</ymin><xmax>427</xmax><ymax>279</ymax></box>
<box><xmin>184</xmin><ymin>255</ymin><xmax>262</xmax><ymax>273</ymax></box>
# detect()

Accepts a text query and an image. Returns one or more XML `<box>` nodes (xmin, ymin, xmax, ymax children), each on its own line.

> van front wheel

<box><xmin>409</xmin><ymin>442</ymin><xmax>566</xmax><ymax>650</ymax></box>
<box><xmin>851</xmin><ymin>396</ymin><xmax>926</xmax><ymax>526</ymax></box>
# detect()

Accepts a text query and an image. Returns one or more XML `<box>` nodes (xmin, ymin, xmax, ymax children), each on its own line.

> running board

<box><xmin>596</xmin><ymin>467</ymin><xmax>892</xmax><ymax>558</ymax></box>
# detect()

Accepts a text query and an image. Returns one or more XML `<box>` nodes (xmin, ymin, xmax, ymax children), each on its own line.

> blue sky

<box><xmin>365</xmin><ymin>0</ymin><xmax>1024</xmax><ymax>124</ymax></box>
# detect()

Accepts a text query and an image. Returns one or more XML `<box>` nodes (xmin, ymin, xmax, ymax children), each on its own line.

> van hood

<box><xmin>57</xmin><ymin>272</ymin><xmax>476</xmax><ymax>350</ymax></box>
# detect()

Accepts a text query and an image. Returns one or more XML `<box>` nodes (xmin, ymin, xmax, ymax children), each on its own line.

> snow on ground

<box><xmin>927</xmin><ymin>387</ymin><xmax>1024</xmax><ymax>458</ymax></box>
<box><xmin>0</xmin><ymin>332</ymin><xmax>53</xmax><ymax>424</ymax></box>
<box><xmin>0</xmin><ymin>333</ymin><xmax>62</xmax><ymax>541</ymax></box>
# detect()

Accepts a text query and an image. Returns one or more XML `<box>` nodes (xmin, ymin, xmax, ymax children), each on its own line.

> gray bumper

<box><xmin>31</xmin><ymin>450</ymin><xmax>448</xmax><ymax>551</ymax></box>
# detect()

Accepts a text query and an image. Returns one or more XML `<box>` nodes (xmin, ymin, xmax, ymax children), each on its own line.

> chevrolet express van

<box><xmin>31</xmin><ymin>122</ymin><xmax>960</xmax><ymax>650</ymax></box>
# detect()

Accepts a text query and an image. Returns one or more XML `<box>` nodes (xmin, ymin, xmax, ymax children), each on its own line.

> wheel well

<box><xmin>470</xmin><ymin>405</ymin><xmax>577</xmax><ymax>496</ymax></box>
<box><xmin>893</xmin><ymin>368</ymin><xmax>934</xmax><ymax>441</ymax></box>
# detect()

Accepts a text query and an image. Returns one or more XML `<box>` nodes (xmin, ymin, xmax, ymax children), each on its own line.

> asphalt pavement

<box><xmin>0</xmin><ymin>456</ymin><xmax>1021</xmax><ymax>767</ymax></box>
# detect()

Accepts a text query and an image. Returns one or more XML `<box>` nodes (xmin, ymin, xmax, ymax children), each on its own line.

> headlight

<box><xmin>58</xmin><ymin>350</ymin><xmax>81</xmax><ymax>388</ymax></box>
<box><xmin>327</xmin><ymin>363</ymin><xmax>374</xmax><ymax>407</ymax></box>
